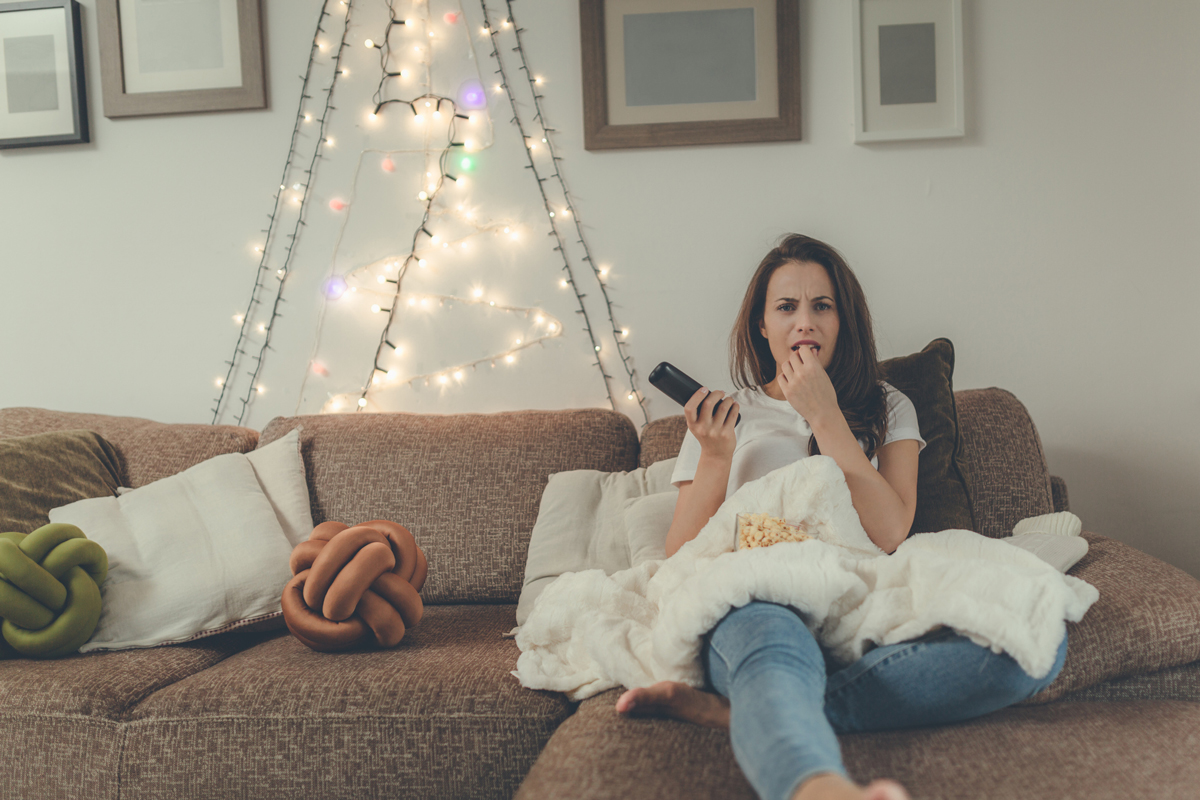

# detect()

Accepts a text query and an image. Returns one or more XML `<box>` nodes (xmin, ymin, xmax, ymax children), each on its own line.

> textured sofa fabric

<box><xmin>0</xmin><ymin>407</ymin><xmax>258</xmax><ymax>488</ymax></box>
<box><xmin>0</xmin><ymin>429</ymin><xmax>121</xmax><ymax>534</ymax></box>
<box><xmin>119</xmin><ymin>605</ymin><xmax>569</xmax><ymax>800</ymax></box>
<box><xmin>258</xmin><ymin>409</ymin><xmax>639</xmax><ymax>604</ymax></box>
<box><xmin>515</xmin><ymin>689</ymin><xmax>1200</xmax><ymax>800</ymax></box>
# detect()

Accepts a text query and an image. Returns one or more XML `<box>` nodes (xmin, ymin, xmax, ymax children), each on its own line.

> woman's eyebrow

<box><xmin>772</xmin><ymin>295</ymin><xmax>834</xmax><ymax>303</ymax></box>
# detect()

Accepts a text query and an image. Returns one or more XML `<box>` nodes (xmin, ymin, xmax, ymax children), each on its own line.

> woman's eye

<box><xmin>777</xmin><ymin>303</ymin><xmax>795</xmax><ymax>312</ymax></box>
<box><xmin>815</xmin><ymin>302</ymin><xmax>832</xmax><ymax>312</ymax></box>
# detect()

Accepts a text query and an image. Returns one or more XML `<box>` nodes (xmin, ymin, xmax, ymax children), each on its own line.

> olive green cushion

<box><xmin>0</xmin><ymin>430</ymin><xmax>122</xmax><ymax>536</ymax></box>
<box><xmin>879</xmin><ymin>338</ymin><xmax>976</xmax><ymax>535</ymax></box>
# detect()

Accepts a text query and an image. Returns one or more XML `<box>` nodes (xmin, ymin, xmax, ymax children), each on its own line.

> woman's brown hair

<box><xmin>729</xmin><ymin>234</ymin><xmax>889</xmax><ymax>459</ymax></box>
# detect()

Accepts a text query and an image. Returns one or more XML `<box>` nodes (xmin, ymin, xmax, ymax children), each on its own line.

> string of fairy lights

<box><xmin>211</xmin><ymin>0</ymin><xmax>356</xmax><ymax>425</ymax></box>
<box><xmin>489</xmin><ymin>0</ymin><xmax>648</xmax><ymax>423</ymax></box>
<box><xmin>212</xmin><ymin>0</ymin><xmax>645</xmax><ymax>425</ymax></box>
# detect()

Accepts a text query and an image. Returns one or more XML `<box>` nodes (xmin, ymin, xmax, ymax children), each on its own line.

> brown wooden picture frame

<box><xmin>580</xmin><ymin>0</ymin><xmax>799</xmax><ymax>150</ymax></box>
<box><xmin>96</xmin><ymin>0</ymin><xmax>265</xmax><ymax>118</ymax></box>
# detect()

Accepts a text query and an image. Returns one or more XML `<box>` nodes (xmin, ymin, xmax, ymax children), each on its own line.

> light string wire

<box><xmin>503</xmin><ymin>0</ymin><xmax>647</xmax><ymax>423</ymax></box>
<box><xmin>482</xmin><ymin>1</ymin><xmax>648</xmax><ymax>423</ymax></box>
<box><xmin>354</xmin><ymin>1</ymin><xmax>478</xmax><ymax>409</ymax></box>
<box><xmin>210</xmin><ymin>0</ymin><xmax>356</xmax><ymax>425</ymax></box>
<box><xmin>478</xmin><ymin>2</ymin><xmax>615</xmax><ymax>413</ymax></box>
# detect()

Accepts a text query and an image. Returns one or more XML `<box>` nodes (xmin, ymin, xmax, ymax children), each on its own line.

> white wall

<box><xmin>2</xmin><ymin>1</ymin><xmax>1197</xmax><ymax>579</ymax></box>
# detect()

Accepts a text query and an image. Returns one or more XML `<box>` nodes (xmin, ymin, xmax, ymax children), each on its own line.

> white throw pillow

<box><xmin>48</xmin><ymin>429</ymin><xmax>311</xmax><ymax>652</ymax></box>
<box><xmin>1004</xmin><ymin>511</ymin><xmax>1089</xmax><ymax>573</ymax></box>
<box><xmin>518</xmin><ymin>458</ymin><xmax>678</xmax><ymax>625</ymax></box>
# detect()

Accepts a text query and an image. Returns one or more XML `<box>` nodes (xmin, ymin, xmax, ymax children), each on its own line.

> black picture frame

<box><xmin>0</xmin><ymin>0</ymin><xmax>89</xmax><ymax>149</ymax></box>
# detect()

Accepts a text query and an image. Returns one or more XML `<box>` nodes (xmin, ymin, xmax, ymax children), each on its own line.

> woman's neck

<box><xmin>761</xmin><ymin>378</ymin><xmax>785</xmax><ymax>401</ymax></box>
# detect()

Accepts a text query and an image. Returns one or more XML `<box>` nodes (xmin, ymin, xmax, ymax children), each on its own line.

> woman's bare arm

<box><xmin>663</xmin><ymin>388</ymin><xmax>739</xmax><ymax>558</ymax></box>
<box><xmin>806</xmin><ymin>409</ymin><xmax>919</xmax><ymax>553</ymax></box>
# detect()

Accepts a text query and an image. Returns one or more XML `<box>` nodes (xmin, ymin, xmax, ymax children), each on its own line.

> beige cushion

<box><xmin>48</xmin><ymin>430</ymin><xmax>308</xmax><ymax>651</ymax></box>
<box><xmin>518</xmin><ymin>459</ymin><xmax>677</xmax><ymax>625</ymax></box>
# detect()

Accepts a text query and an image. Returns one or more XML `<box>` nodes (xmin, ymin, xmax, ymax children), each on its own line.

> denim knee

<box><xmin>708</xmin><ymin>603</ymin><xmax>823</xmax><ymax>691</ymax></box>
<box><xmin>1030</xmin><ymin>629</ymin><xmax>1069</xmax><ymax>695</ymax></box>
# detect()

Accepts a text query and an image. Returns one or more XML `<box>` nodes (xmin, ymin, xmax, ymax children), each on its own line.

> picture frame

<box><xmin>96</xmin><ymin>0</ymin><xmax>265</xmax><ymax>118</ymax></box>
<box><xmin>579</xmin><ymin>0</ymin><xmax>800</xmax><ymax>150</ymax></box>
<box><xmin>0</xmin><ymin>0</ymin><xmax>88</xmax><ymax>149</ymax></box>
<box><xmin>852</xmin><ymin>0</ymin><xmax>964</xmax><ymax>143</ymax></box>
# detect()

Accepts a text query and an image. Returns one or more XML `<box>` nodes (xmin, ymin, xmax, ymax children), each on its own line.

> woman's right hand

<box><xmin>684</xmin><ymin>388</ymin><xmax>739</xmax><ymax>461</ymax></box>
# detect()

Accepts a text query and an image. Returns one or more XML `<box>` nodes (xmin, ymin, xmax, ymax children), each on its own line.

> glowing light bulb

<box><xmin>549</xmin><ymin>323</ymin><xmax>558</xmax><ymax>332</ymax></box>
<box><xmin>432</xmin><ymin>110</ymin><xmax>441</xmax><ymax>119</ymax></box>
<box><xmin>408</xmin><ymin>298</ymin><xmax>416</xmax><ymax>306</ymax></box>
<box><xmin>599</xmin><ymin>267</ymin><xmax>610</xmax><ymax>278</ymax></box>
<box><xmin>404</xmin><ymin>18</ymin><xmax>413</xmax><ymax>26</ymax></box>
<box><xmin>559</xmin><ymin>279</ymin><xmax>568</xmax><ymax>288</ymax></box>
<box><xmin>400</xmin><ymin>69</ymin><xmax>410</xmax><ymax>78</ymax></box>
<box><xmin>418</xmin><ymin>259</ymin><xmax>427</xmax><ymax>267</ymax></box>
<box><xmin>505</xmin><ymin>354</ymin><xmax>515</xmax><ymax>364</ymax></box>
<box><xmin>256</xmin><ymin>385</ymin><xmax>265</xmax><ymax>394</ymax></box>
<box><xmin>215</xmin><ymin>377</ymin><xmax>224</xmax><ymax>387</ymax></box>
<box><xmin>257</xmin><ymin>322</ymin><xmax>266</xmax><ymax>333</ymax></box>
<box><xmin>549</xmin><ymin>211</ymin><xmax>555</xmax><ymax>218</ymax></box>
<box><xmin>430</xmin><ymin>235</ymin><xmax>440</xmax><ymax>244</ymax></box>
<box><xmin>358</xmin><ymin>398</ymin><xmax>367</xmax><ymax>407</ymax></box>
<box><xmin>510</xmin><ymin>232</ymin><xmax>519</xmax><ymax>240</ymax></box>
<box><xmin>454</xmin><ymin>370</ymin><xmax>463</xmax><ymax>380</ymax></box>
<box><xmin>494</xmin><ymin>84</ymin><xmax>502</xmax><ymax>93</ymax></box>
<box><xmin>503</xmin><ymin>227</ymin><xmax>510</xmax><ymax>233</ymax></box>
<box><xmin>455</xmin><ymin>177</ymin><xmax>465</xmax><ymax>186</ymax></box>
<box><xmin>438</xmin><ymin>374</ymin><xmax>448</xmax><ymax>384</ymax></box>
<box><xmin>468</xmin><ymin>114</ymin><xmax>477</xmax><ymax>123</ymax></box>
<box><xmin>377</xmin><ymin>275</ymin><xmax>386</xmax><ymax>284</ymax></box>
<box><xmin>463</xmin><ymin>139</ymin><xmax>475</xmax><ymax>152</ymax></box>
<box><xmin>394</xmin><ymin>344</ymin><xmax>404</xmax><ymax>356</ymax></box>
<box><xmin>387</xmin><ymin>369</ymin><xmax>398</xmax><ymax>379</ymax></box>
<box><xmin>382</xmin><ymin>157</ymin><xmax>395</xmax><ymax>172</ymax></box>
<box><xmin>472</xmin><ymin>287</ymin><xmax>483</xmax><ymax>298</ymax></box>
<box><xmin>536</xmin><ymin>315</ymin><xmax>544</xmax><ymax>324</ymax></box>
<box><xmin>444</xmin><ymin>12</ymin><xmax>460</xmax><ymax>24</ymax></box>
<box><xmin>594</xmin><ymin>345</ymin><xmax>601</xmax><ymax>352</ymax></box>
<box><xmin>293</xmin><ymin>183</ymin><xmax>301</xmax><ymax>190</ymax></box>
<box><xmin>414</xmin><ymin>114</ymin><xmax>425</xmax><ymax>124</ymax></box>
<box><xmin>418</xmin><ymin>191</ymin><xmax>428</xmax><ymax>200</ymax></box>
<box><xmin>329</xmin><ymin>199</ymin><xmax>346</xmax><ymax>211</ymax></box>
<box><xmin>621</xmin><ymin>328</ymin><xmax>630</xmax><ymax>336</ymax></box>
<box><xmin>562</xmin><ymin>209</ymin><xmax>571</xmax><ymax>217</ymax></box>
<box><xmin>420</xmin><ymin>298</ymin><xmax>429</xmax><ymax>307</ymax></box>
<box><xmin>425</xmin><ymin>101</ymin><xmax>431</xmax><ymax>107</ymax></box>
<box><xmin>535</xmin><ymin>77</ymin><xmax>543</xmax><ymax>85</ymax></box>
<box><xmin>340</xmin><ymin>68</ymin><xmax>349</xmax><ymax>77</ymax></box>
<box><xmin>489</xmin><ymin>301</ymin><xmax>495</xmax><ymax>306</ymax></box>
<box><xmin>330</xmin><ymin>399</ymin><xmax>343</xmax><ymax>411</ymax></box>
<box><xmin>325</xmin><ymin>136</ymin><xmax>335</xmax><ymax>146</ymax></box>
<box><xmin>233</xmin><ymin>314</ymin><xmax>244</xmax><ymax>324</ymax></box>
<box><xmin>542</xmin><ymin>137</ymin><xmax>547</xmax><ymax>143</ymax></box>
<box><xmin>515</xmin><ymin>338</ymin><xmax>522</xmax><ymax>345</ymax></box>
<box><xmin>371</xmin><ymin>304</ymin><xmax>382</xmax><ymax>313</ymax></box>
<box><xmin>427</xmin><ymin>183</ymin><xmax>436</xmax><ymax>192</ymax></box>
<box><xmin>629</xmin><ymin>393</ymin><xmax>635</xmax><ymax>400</ymax></box>
<box><xmin>364</xmin><ymin>38</ymin><xmax>374</xmax><ymax>48</ymax></box>
<box><xmin>304</xmin><ymin>114</ymin><xmax>312</xmax><ymax>122</ymax></box>
<box><xmin>372</xmin><ymin>374</ymin><xmax>381</xmax><ymax>385</ymax></box>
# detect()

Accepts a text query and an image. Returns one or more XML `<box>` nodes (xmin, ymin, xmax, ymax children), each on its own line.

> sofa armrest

<box><xmin>1021</xmin><ymin>532</ymin><xmax>1200</xmax><ymax>704</ymax></box>
<box><xmin>1050</xmin><ymin>475</ymin><xmax>1069</xmax><ymax>512</ymax></box>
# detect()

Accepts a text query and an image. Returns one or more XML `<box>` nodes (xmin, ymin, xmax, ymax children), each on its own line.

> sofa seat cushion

<box><xmin>258</xmin><ymin>409</ymin><xmax>639</xmax><ymax>604</ymax></box>
<box><xmin>1021</xmin><ymin>532</ymin><xmax>1200</xmax><ymax>704</ymax></box>
<box><xmin>516</xmin><ymin>690</ymin><xmax>1200</xmax><ymax>800</ymax></box>
<box><xmin>121</xmin><ymin>604</ymin><xmax>572</xmax><ymax>800</ymax></box>
<box><xmin>0</xmin><ymin>408</ymin><xmax>258</xmax><ymax>488</ymax></box>
<box><xmin>0</xmin><ymin>631</ymin><xmax>268</xmax><ymax>721</ymax></box>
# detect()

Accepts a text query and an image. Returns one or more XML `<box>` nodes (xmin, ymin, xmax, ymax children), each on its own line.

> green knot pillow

<box><xmin>0</xmin><ymin>523</ymin><xmax>108</xmax><ymax>659</ymax></box>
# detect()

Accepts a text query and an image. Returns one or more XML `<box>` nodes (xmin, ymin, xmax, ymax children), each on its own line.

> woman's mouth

<box><xmin>792</xmin><ymin>341</ymin><xmax>819</xmax><ymax>352</ymax></box>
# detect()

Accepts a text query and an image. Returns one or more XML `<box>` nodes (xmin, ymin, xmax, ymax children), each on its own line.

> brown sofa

<box><xmin>1</xmin><ymin>388</ymin><xmax>1198</xmax><ymax>800</ymax></box>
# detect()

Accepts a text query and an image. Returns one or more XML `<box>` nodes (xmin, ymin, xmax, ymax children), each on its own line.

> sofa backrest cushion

<box><xmin>0</xmin><ymin>408</ymin><xmax>258</xmax><ymax>488</ymax></box>
<box><xmin>0</xmin><ymin>430</ymin><xmax>121</xmax><ymax>535</ymax></box>
<box><xmin>876</xmin><ymin>338</ymin><xmax>975</xmax><ymax>535</ymax></box>
<box><xmin>955</xmin><ymin>388</ymin><xmax>1054</xmax><ymax>538</ymax></box>
<box><xmin>258</xmin><ymin>409</ymin><xmax>639</xmax><ymax>604</ymax></box>
<box><xmin>641</xmin><ymin>386</ymin><xmax>1054</xmax><ymax>540</ymax></box>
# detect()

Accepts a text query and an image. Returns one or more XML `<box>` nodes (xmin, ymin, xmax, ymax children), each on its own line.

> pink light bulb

<box><xmin>329</xmin><ymin>199</ymin><xmax>347</xmax><ymax>211</ymax></box>
<box><xmin>381</xmin><ymin>157</ymin><xmax>395</xmax><ymax>172</ymax></box>
<box><xmin>444</xmin><ymin>12</ymin><xmax>460</xmax><ymax>24</ymax></box>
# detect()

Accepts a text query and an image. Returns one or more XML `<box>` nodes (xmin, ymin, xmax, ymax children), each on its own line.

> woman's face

<box><xmin>758</xmin><ymin>260</ymin><xmax>839</xmax><ymax>372</ymax></box>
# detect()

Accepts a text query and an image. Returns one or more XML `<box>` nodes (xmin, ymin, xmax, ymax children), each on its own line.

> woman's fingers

<box><xmin>683</xmin><ymin>387</ymin><xmax>710</xmax><ymax>421</ymax></box>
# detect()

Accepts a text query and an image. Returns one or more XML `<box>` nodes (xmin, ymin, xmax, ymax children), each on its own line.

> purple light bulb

<box><xmin>324</xmin><ymin>276</ymin><xmax>348</xmax><ymax>300</ymax></box>
<box><xmin>458</xmin><ymin>79</ymin><xmax>486</xmax><ymax>110</ymax></box>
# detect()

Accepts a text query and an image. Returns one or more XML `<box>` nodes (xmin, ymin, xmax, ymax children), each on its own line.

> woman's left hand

<box><xmin>777</xmin><ymin>346</ymin><xmax>840</xmax><ymax>425</ymax></box>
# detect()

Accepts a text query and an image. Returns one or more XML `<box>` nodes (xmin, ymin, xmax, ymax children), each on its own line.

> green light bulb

<box><xmin>460</xmin><ymin>157</ymin><xmax>474</xmax><ymax>171</ymax></box>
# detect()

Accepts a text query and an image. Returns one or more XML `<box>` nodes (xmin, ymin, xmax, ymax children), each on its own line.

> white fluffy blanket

<box><xmin>513</xmin><ymin>456</ymin><xmax>1099</xmax><ymax>701</ymax></box>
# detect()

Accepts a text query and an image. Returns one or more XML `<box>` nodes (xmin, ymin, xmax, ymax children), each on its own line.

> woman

<box><xmin>615</xmin><ymin>235</ymin><xmax>1068</xmax><ymax>800</ymax></box>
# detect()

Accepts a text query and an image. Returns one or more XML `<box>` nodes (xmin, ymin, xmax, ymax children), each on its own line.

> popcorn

<box><xmin>735</xmin><ymin>513</ymin><xmax>813</xmax><ymax>550</ymax></box>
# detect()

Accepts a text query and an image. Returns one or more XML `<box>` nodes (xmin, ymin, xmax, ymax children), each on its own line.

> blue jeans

<box><xmin>705</xmin><ymin>602</ymin><xmax>1068</xmax><ymax>800</ymax></box>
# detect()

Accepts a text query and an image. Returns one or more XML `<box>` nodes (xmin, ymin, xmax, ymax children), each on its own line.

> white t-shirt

<box><xmin>670</xmin><ymin>382</ymin><xmax>926</xmax><ymax>500</ymax></box>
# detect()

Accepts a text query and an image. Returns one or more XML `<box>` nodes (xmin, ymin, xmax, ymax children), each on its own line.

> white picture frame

<box><xmin>852</xmin><ymin>0</ymin><xmax>964</xmax><ymax>143</ymax></box>
<box><xmin>0</xmin><ymin>0</ymin><xmax>89</xmax><ymax>149</ymax></box>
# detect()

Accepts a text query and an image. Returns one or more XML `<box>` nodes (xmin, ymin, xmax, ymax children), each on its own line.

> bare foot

<box><xmin>792</xmin><ymin>772</ymin><xmax>911</xmax><ymax>800</ymax></box>
<box><xmin>614</xmin><ymin>681</ymin><xmax>731</xmax><ymax>729</ymax></box>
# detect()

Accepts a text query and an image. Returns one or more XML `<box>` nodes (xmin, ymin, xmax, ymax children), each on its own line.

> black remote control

<box><xmin>648</xmin><ymin>362</ymin><xmax>741</xmax><ymax>425</ymax></box>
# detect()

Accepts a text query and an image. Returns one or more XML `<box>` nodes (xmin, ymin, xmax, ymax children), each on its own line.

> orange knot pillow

<box><xmin>281</xmin><ymin>520</ymin><xmax>428</xmax><ymax>652</ymax></box>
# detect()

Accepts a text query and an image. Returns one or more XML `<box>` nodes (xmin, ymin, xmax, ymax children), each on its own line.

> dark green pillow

<box><xmin>0</xmin><ymin>430</ymin><xmax>122</xmax><ymax>535</ymax></box>
<box><xmin>878</xmin><ymin>338</ymin><xmax>976</xmax><ymax>536</ymax></box>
